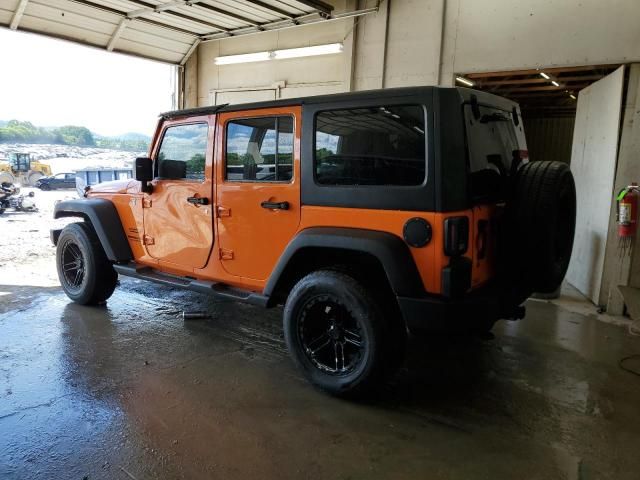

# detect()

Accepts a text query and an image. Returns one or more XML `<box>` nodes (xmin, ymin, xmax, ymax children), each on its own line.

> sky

<box><xmin>0</xmin><ymin>28</ymin><xmax>174</xmax><ymax>136</ymax></box>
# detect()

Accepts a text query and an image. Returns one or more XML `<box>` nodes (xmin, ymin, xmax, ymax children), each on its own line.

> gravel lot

<box><xmin>0</xmin><ymin>188</ymin><xmax>75</xmax><ymax>287</ymax></box>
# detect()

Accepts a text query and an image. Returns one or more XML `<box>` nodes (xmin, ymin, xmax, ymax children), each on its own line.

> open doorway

<box><xmin>457</xmin><ymin>65</ymin><xmax>629</xmax><ymax>307</ymax></box>
<box><xmin>456</xmin><ymin>64</ymin><xmax>621</xmax><ymax>164</ymax></box>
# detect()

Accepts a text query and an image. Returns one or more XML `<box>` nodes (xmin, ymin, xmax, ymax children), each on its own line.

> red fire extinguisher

<box><xmin>617</xmin><ymin>183</ymin><xmax>640</xmax><ymax>253</ymax></box>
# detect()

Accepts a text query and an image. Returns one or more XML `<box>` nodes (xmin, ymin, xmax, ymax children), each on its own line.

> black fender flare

<box><xmin>264</xmin><ymin>227</ymin><xmax>424</xmax><ymax>298</ymax></box>
<box><xmin>54</xmin><ymin>198</ymin><xmax>133</xmax><ymax>262</ymax></box>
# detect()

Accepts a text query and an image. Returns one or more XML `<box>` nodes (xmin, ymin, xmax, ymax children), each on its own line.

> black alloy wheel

<box><xmin>298</xmin><ymin>297</ymin><xmax>367</xmax><ymax>375</ymax></box>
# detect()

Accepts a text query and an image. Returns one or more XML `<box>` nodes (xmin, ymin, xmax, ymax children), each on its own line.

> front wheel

<box><xmin>56</xmin><ymin>222</ymin><xmax>118</xmax><ymax>305</ymax></box>
<box><xmin>283</xmin><ymin>270</ymin><xmax>393</xmax><ymax>397</ymax></box>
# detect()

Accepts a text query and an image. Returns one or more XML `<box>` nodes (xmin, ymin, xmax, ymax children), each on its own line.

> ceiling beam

<box><xmin>465</xmin><ymin>64</ymin><xmax>619</xmax><ymax>79</ymax></box>
<box><xmin>501</xmin><ymin>83</ymin><xmax>590</xmax><ymax>93</ymax></box>
<box><xmin>193</xmin><ymin>2</ymin><xmax>263</xmax><ymax>28</ymax></box>
<box><xmin>126</xmin><ymin>0</ymin><xmax>230</xmax><ymax>32</ymax></box>
<box><xmin>295</xmin><ymin>0</ymin><xmax>334</xmax><ymax>16</ymax></box>
<box><xmin>180</xmin><ymin>37</ymin><xmax>200</xmax><ymax>66</ymax></box>
<box><xmin>505</xmin><ymin>92</ymin><xmax>580</xmax><ymax>98</ymax></box>
<box><xmin>244</xmin><ymin>0</ymin><xmax>297</xmax><ymax>19</ymax></box>
<box><xmin>107</xmin><ymin>17</ymin><xmax>130</xmax><ymax>51</ymax></box>
<box><xmin>476</xmin><ymin>74</ymin><xmax>604</xmax><ymax>87</ymax></box>
<box><xmin>68</xmin><ymin>0</ymin><xmax>200</xmax><ymax>36</ymax></box>
<box><xmin>201</xmin><ymin>6</ymin><xmax>379</xmax><ymax>41</ymax></box>
<box><xmin>10</xmin><ymin>0</ymin><xmax>29</xmax><ymax>30</ymax></box>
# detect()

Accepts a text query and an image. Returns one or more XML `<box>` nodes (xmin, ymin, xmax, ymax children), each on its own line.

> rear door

<box><xmin>465</xmin><ymin>103</ymin><xmax>526</xmax><ymax>287</ymax></box>
<box><xmin>215</xmin><ymin>107</ymin><xmax>301</xmax><ymax>281</ymax></box>
<box><xmin>142</xmin><ymin>117</ymin><xmax>214</xmax><ymax>271</ymax></box>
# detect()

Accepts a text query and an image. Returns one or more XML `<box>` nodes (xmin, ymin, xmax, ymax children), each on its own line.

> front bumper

<box><xmin>398</xmin><ymin>285</ymin><xmax>525</xmax><ymax>334</ymax></box>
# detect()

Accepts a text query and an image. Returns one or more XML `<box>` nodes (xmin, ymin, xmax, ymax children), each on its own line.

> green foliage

<box><xmin>0</xmin><ymin>120</ymin><xmax>151</xmax><ymax>151</ymax></box>
<box><xmin>186</xmin><ymin>153</ymin><xmax>205</xmax><ymax>174</ymax></box>
<box><xmin>56</xmin><ymin>125</ymin><xmax>95</xmax><ymax>146</ymax></box>
<box><xmin>0</xmin><ymin>120</ymin><xmax>96</xmax><ymax>146</ymax></box>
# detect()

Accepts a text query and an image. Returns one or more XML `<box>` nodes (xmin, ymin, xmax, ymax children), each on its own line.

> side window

<box><xmin>315</xmin><ymin>105</ymin><xmax>426</xmax><ymax>186</ymax></box>
<box><xmin>225</xmin><ymin>116</ymin><xmax>294</xmax><ymax>182</ymax></box>
<box><xmin>156</xmin><ymin>123</ymin><xmax>209</xmax><ymax>181</ymax></box>
<box><xmin>65</xmin><ymin>173</ymin><xmax>75</xmax><ymax>180</ymax></box>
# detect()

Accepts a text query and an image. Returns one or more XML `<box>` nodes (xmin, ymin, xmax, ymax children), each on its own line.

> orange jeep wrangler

<box><xmin>52</xmin><ymin>87</ymin><xmax>576</xmax><ymax>396</ymax></box>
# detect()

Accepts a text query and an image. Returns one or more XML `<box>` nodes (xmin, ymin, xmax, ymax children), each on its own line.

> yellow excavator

<box><xmin>0</xmin><ymin>152</ymin><xmax>52</xmax><ymax>186</ymax></box>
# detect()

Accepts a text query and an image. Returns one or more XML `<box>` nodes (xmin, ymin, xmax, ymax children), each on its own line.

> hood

<box><xmin>88</xmin><ymin>179</ymin><xmax>140</xmax><ymax>195</ymax></box>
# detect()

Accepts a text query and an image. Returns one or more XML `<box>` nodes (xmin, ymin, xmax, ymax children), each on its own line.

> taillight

<box><xmin>444</xmin><ymin>216</ymin><xmax>469</xmax><ymax>256</ymax></box>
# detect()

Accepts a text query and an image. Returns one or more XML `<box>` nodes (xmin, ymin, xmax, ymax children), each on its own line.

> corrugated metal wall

<box><xmin>523</xmin><ymin>116</ymin><xmax>576</xmax><ymax>164</ymax></box>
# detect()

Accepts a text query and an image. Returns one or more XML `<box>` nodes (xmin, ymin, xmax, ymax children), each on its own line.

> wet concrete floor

<box><xmin>2</xmin><ymin>278</ymin><xmax>640</xmax><ymax>479</ymax></box>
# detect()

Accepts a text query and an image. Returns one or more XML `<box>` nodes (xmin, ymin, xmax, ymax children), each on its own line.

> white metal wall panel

<box><xmin>566</xmin><ymin>66</ymin><xmax>625</xmax><ymax>304</ymax></box>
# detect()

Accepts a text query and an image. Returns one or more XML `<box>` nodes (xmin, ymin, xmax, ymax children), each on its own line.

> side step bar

<box><xmin>113</xmin><ymin>263</ymin><xmax>269</xmax><ymax>308</ymax></box>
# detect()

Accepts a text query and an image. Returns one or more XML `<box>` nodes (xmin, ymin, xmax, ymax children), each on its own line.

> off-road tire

<box><xmin>283</xmin><ymin>270</ymin><xmax>392</xmax><ymax>397</ymax></box>
<box><xmin>502</xmin><ymin>161</ymin><xmax>576</xmax><ymax>300</ymax></box>
<box><xmin>56</xmin><ymin>222</ymin><xmax>118</xmax><ymax>305</ymax></box>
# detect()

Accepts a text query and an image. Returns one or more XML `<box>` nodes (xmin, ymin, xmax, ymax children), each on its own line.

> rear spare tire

<box><xmin>502</xmin><ymin>161</ymin><xmax>576</xmax><ymax>297</ymax></box>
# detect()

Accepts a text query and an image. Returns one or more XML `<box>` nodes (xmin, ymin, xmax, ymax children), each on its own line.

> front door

<box><xmin>216</xmin><ymin>107</ymin><xmax>301</xmax><ymax>281</ymax></box>
<box><xmin>143</xmin><ymin>118</ymin><xmax>214</xmax><ymax>271</ymax></box>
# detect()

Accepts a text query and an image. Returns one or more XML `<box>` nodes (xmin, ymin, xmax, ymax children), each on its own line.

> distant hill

<box><xmin>93</xmin><ymin>131</ymin><xmax>151</xmax><ymax>151</ymax></box>
<box><xmin>0</xmin><ymin>120</ymin><xmax>95</xmax><ymax>146</ymax></box>
<box><xmin>0</xmin><ymin>120</ymin><xmax>150</xmax><ymax>152</ymax></box>
<box><xmin>119</xmin><ymin>132</ymin><xmax>151</xmax><ymax>141</ymax></box>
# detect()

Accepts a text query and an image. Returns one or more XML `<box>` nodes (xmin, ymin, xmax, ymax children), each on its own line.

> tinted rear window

<box><xmin>465</xmin><ymin>104</ymin><xmax>522</xmax><ymax>201</ymax></box>
<box><xmin>315</xmin><ymin>105</ymin><xmax>426</xmax><ymax>186</ymax></box>
<box><xmin>465</xmin><ymin>105</ymin><xmax>520</xmax><ymax>174</ymax></box>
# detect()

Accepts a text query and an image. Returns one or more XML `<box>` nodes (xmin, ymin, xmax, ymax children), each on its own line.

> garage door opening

<box><xmin>457</xmin><ymin>64</ymin><xmax>630</xmax><ymax>306</ymax></box>
<box><xmin>456</xmin><ymin>64</ymin><xmax>622</xmax><ymax>164</ymax></box>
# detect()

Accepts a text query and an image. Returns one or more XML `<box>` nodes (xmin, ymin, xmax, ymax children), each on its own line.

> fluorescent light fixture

<box><xmin>273</xmin><ymin>43</ymin><xmax>343</xmax><ymax>60</ymax></box>
<box><xmin>455</xmin><ymin>76</ymin><xmax>474</xmax><ymax>87</ymax></box>
<box><xmin>570</xmin><ymin>94</ymin><xmax>577</xmax><ymax>100</ymax></box>
<box><xmin>214</xmin><ymin>43</ymin><xmax>343</xmax><ymax>65</ymax></box>
<box><xmin>214</xmin><ymin>51</ymin><xmax>272</xmax><ymax>65</ymax></box>
<box><xmin>539</xmin><ymin>72</ymin><xmax>550</xmax><ymax>79</ymax></box>
<box><xmin>551</xmin><ymin>80</ymin><xmax>560</xmax><ymax>87</ymax></box>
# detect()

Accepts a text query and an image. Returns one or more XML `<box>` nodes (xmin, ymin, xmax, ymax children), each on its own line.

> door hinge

<box><xmin>143</xmin><ymin>198</ymin><xmax>152</xmax><ymax>208</ymax></box>
<box><xmin>217</xmin><ymin>206</ymin><xmax>231</xmax><ymax>217</ymax></box>
<box><xmin>143</xmin><ymin>235</ymin><xmax>155</xmax><ymax>246</ymax></box>
<box><xmin>219</xmin><ymin>248</ymin><xmax>234</xmax><ymax>260</ymax></box>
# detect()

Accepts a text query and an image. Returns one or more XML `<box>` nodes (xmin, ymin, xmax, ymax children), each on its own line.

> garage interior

<box><xmin>2</xmin><ymin>0</ymin><xmax>640</xmax><ymax>479</ymax></box>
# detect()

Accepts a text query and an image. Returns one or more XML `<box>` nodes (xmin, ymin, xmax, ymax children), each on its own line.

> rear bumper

<box><xmin>398</xmin><ymin>285</ymin><xmax>525</xmax><ymax>334</ymax></box>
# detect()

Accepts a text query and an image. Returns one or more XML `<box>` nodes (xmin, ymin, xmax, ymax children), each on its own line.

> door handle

<box><xmin>187</xmin><ymin>196</ymin><xmax>209</xmax><ymax>206</ymax></box>
<box><xmin>261</xmin><ymin>200</ymin><xmax>289</xmax><ymax>210</ymax></box>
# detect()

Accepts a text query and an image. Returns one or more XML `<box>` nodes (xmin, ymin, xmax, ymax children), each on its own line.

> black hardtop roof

<box><xmin>159</xmin><ymin>86</ymin><xmax>518</xmax><ymax>120</ymax></box>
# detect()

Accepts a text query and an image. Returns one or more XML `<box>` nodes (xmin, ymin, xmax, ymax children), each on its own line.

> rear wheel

<box><xmin>56</xmin><ymin>222</ymin><xmax>118</xmax><ymax>305</ymax></box>
<box><xmin>284</xmin><ymin>270</ymin><xmax>393</xmax><ymax>397</ymax></box>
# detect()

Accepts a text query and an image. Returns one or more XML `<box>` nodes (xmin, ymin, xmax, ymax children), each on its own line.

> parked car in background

<box><xmin>36</xmin><ymin>172</ymin><xmax>76</xmax><ymax>190</ymax></box>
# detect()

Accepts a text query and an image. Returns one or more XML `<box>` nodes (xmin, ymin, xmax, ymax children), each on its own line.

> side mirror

<box><xmin>135</xmin><ymin>157</ymin><xmax>153</xmax><ymax>193</ymax></box>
